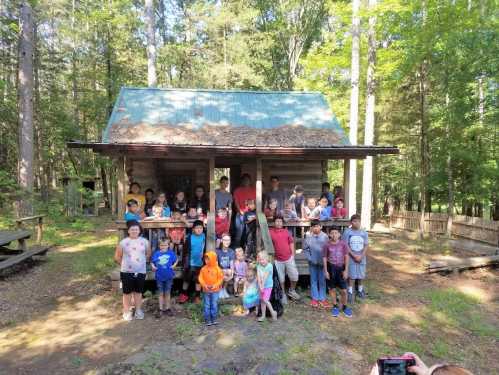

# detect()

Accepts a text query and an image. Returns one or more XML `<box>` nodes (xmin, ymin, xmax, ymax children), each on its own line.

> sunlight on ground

<box><xmin>455</xmin><ymin>283</ymin><xmax>489</xmax><ymax>303</ymax></box>
<box><xmin>0</xmin><ymin>294</ymin><xmax>122</xmax><ymax>362</ymax></box>
<box><xmin>58</xmin><ymin>237</ymin><xmax>116</xmax><ymax>254</ymax></box>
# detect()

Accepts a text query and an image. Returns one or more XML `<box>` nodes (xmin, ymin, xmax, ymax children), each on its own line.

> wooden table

<box><xmin>0</xmin><ymin>230</ymin><xmax>31</xmax><ymax>251</ymax></box>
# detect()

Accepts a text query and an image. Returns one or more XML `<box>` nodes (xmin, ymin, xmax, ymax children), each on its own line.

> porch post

<box><xmin>348</xmin><ymin>158</ymin><xmax>357</xmax><ymax>217</ymax></box>
<box><xmin>117</xmin><ymin>156</ymin><xmax>126</xmax><ymax>219</ymax></box>
<box><xmin>256</xmin><ymin>158</ymin><xmax>263</xmax><ymax>252</ymax></box>
<box><xmin>343</xmin><ymin>159</ymin><xmax>351</xmax><ymax>217</ymax></box>
<box><xmin>207</xmin><ymin>157</ymin><xmax>216</xmax><ymax>250</ymax></box>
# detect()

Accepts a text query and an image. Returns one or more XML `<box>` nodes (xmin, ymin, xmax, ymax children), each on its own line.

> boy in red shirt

<box><xmin>215</xmin><ymin>208</ymin><xmax>230</xmax><ymax>248</ymax></box>
<box><xmin>332</xmin><ymin>198</ymin><xmax>347</xmax><ymax>218</ymax></box>
<box><xmin>269</xmin><ymin>216</ymin><xmax>300</xmax><ymax>302</ymax></box>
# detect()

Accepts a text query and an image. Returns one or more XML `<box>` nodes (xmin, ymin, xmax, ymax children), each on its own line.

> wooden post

<box><xmin>117</xmin><ymin>156</ymin><xmax>126</xmax><ymax>219</ymax></box>
<box><xmin>37</xmin><ymin>216</ymin><xmax>43</xmax><ymax>244</ymax></box>
<box><xmin>343</xmin><ymin>159</ymin><xmax>351</xmax><ymax>217</ymax></box>
<box><xmin>256</xmin><ymin>158</ymin><xmax>263</xmax><ymax>251</ymax></box>
<box><xmin>207</xmin><ymin>157</ymin><xmax>216</xmax><ymax>250</ymax></box>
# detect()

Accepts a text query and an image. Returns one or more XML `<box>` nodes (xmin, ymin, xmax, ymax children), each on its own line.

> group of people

<box><xmin>115</xmin><ymin>173</ymin><xmax>369</xmax><ymax>324</ymax></box>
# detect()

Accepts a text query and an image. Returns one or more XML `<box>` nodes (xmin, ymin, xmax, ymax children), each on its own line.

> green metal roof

<box><xmin>104</xmin><ymin>87</ymin><xmax>349</xmax><ymax>148</ymax></box>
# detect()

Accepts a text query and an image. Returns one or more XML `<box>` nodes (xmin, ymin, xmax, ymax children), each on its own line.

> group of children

<box><xmin>115</xmin><ymin>214</ymin><xmax>368</xmax><ymax>324</ymax></box>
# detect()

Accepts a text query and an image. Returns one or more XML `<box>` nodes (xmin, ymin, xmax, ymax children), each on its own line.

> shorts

<box><xmin>275</xmin><ymin>256</ymin><xmax>299</xmax><ymax>283</ymax></box>
<box><xmin>348</xmin><ymin>252</ymin><xmax>366</xmax><ymax>280</ymax></box>
<box><xmin>326</xmin><ymin>263</ymin><xmax>347</xmax><ymax>290</ymax></box>
<box><xmin>156</xmin><ymin>279</ymin><xmax>173</xmax><ymax>293</ymax></box>
<box><xmin>121</xmin><ymin>272</ymin><xmax>146</xmax><ymax>294</ymax></box>
<box><xmin>183</xmin><ymin>266</ymin><xmax>201</xmax><ymax>284</ymax></box>
<box><xmin>260</xmin><ymin>287</ymin><xmax>272</xmax><ymax>302</ymax></box>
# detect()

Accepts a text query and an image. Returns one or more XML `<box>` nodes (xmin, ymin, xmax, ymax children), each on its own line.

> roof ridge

<box><xmin>121</xmin><ymin>86</ymin><xmax>322</xmax><ymax>95</ymax></box>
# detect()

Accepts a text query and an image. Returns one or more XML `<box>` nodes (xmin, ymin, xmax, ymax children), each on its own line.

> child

<box><xmin>172</xmin><ymin>191</ymin><xmax>188</xmax><ymax>215</ymax></box>
<box><xmin>190</xmin><ymin>185</ymin><xmax>208</xmax><ymax>216</ymax></box>
<box><xmin>264</xmin><ymin>198</ymin><xmax>278</xmax><ymax>220</ymax></box>
<box><xmin>332</xmin><ymin>198</ymin><xmax>347</xmax><ymax>218</ymax></box>
<box><xmin>179</xmin><ymin>220</ymin><xmax>206</xmax><ymax>304</ymax></box>
<box><xmin>198</xmin><ymin>251</ymin><xmax>224</xmax><ymax>326</ymax></box>
<box><xmin>156</xmin><ymin>192</ymin><xmax>171</xmax><ymax>217</ymax></box>
<box><xmin>243</xmin><ymin>199</ymin><xmax>257</xmax><ymax>260</ymax></box>
<box><xmin>233</xmin><ymin>247</ymin><xmax>248</xmax><ymax>297</ymax></box>
<box><xmin>216</xmin><ymin>234</ymin><xmax>235</xmax><ymax>299</ymax></box>
<box><xmin>242</xmin><ymin>265</ymin><xmax>259</xmax><ymax>316</ymax></box>
<box><xmin>320</xmin><ymin>182</ymin><xmax>334</xmax><ymax>207</ymax></box>
<box><xmin>282</xmin><ymin>201</ymin><xmax>299</xmax><ymax>222</ymax></box>
<box><xmin>302</xmin><ymin>197</ymin><xmax>317</xmax><ymax>219</ymax></box>
<box><xmin>256</xmin><ymin>251</ymin><xmax>277</xmax><ymax>322</ymax></box>
<box><xmin>114</xmin><ymin>220</ymin><xmax>151</xmax><ymax>321</ymax></box>
<box><xmin>151</xmin><ymin>238</ymin><xmax>177</xmax><ymax>318</ymax></box>
<box><xmin>186</xmin><ymin>207</ymin><xmax>199</xmax><ymax>221</ymax></box>
<box><xmin>311</xmin><ymin>197</ymin><xmax>331</xmax><ymax>221</ymax></box>
<box><xmin>323</xmin><ymin>227</ymin><xmax>352</xmax><ymax>317</ymax></box>
<box><xmin>144</xmin><ymin>188</ymin><xmax>155</xmax><ymax>216</ymax></box>
<box><xmin>124</xmin><ymin>199</ymin><xmax>144</xmax><ymax>222</ymax></box>
<box><xmin>288</xmin><ymin>185</ymin><xmax>306</xmax><ymax>218</ymax></box>
<box><xmin>215</xmin><ymin>208</ymin><xmax>230</xmax><ymax>248</ymax></box>
<box><xmin>125</xmin><ymin>182</ymin><xmax>145</xmax><ymax>211</ymax></box>
<box><xmin>303</xmin><ymin>220</ymin><xmax>329</xmax><ymax>308</ymax></box>
<box><xmin>169</xmin><ymin>210</ymin><xmax>186</xmax><ymax>258</ymax></box>
<box><xmin>342</xmin><ymin>214</ymin><xmax>369</xmax><ymax>303</ymax></box>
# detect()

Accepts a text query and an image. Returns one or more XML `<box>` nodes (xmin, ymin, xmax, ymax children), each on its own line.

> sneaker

<box><xmin>287</xmin><ymin>289</ymin><xmax>301</xmax><ymax>301</ymax></box>
<box><xmin>271</xmin><ymin>310</ymin><xmax>277</xmax><ymax>321</ymax></box>
<box><xmin>212</xmin><ymin>320</ymin><xmax>219</xmax><ymax>325</ymax></box>
<box><xmin>357</xmin><ymin>289</ymin><xmax>366</xmax><ymax>300</ymax></box>
<box><xmin>347</xmin><ymin>291</ymin><xmax>354</xmax><ymax>304</ymax></box>
<box><xmin>165</xmin><ymin>309</ymin><xmax>174</xmax><ymax>317</ymax></box>
<box><xmin>320</xmin><ymin>300</ymin><xmax>332</xmax><ymax>309</ymax></box>
<box><xmin>331</xmin><ymin>306</ymin><xmax>340</xmax><ymax>317</ymax></box>
<box><xmin>194</xmin><ymin>296</ymin><xmax>201</xmax><ymax>304</ymax></box>
<box><xmin>310</xmin><ymin>299</ymin><xmax>319</xmax><ymax>308</ymax></box>
<box><xmin>257</xmin><ymin>316</ymin><xmax>266</xmax><ymax>322</ymax></box>
<box><xmin>178</xmin><ymin>293</ymin><xmax>189</xmax><ymax>304</ymax></box>
<box><xmin>281</xmin><ymin>294</ymin><xmax>288</xmax><ymax>305</ymax></box>
<box><xmin>342</xmin><ymin>306</ymin><xmax>353</xmax><ymax>318</ymax></box>
<box><xmin>134</xmin><ymin>308</ymin><xmax>144</xmax><ymax>320</ymax></box>
<box><xmin>205</xmin><ymin>321</ymin><xmax>213</xmax><ymax>326</ymax></box>
<box><xmin>122</xmin><ymin>311</ymin><xmax>133</xmax><ymax>321</ymax></box>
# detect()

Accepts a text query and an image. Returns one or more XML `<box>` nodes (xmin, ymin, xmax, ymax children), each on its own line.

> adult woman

<box><xmin>114</xmin><ymin>220</ymin><xmax>151</xmax><ymax>321</ymax></box>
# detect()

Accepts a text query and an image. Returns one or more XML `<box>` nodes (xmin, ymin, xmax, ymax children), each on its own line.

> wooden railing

<box><xmin>390</xmin><ymin>210</ymin><xmax>499</xmax><ymax>246</ymax></box>
<box><xmin>15</xmin><ymin>215</ymin><xmax>45</xmax><ymax>244</ymax></box>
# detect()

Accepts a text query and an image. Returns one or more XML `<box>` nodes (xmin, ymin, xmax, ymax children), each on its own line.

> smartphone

<box><xmin>377</xmin><ymin>355</ymin><xmax>416</xmax><ymax>375</ymax></box>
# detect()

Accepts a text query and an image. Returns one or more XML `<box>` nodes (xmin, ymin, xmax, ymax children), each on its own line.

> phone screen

<box><xmin>382</xmin><ymin>360</ymin><xmax>407</xmax><ymax>375</ymax></box>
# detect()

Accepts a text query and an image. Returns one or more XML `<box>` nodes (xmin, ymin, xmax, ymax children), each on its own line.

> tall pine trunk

<box><xmin>145</xmin><ymin>0</ymin><xmax>157</xmax><ymax>87</ymax></box>
<box><xmin>445</xmin><ymin>93</ymin><xmax>454</xmax><ymax>237</ymax></box>
<box><xmin>361</xmin><ymin>0</ymin><xmax>377</xmax><ymax>229</ymax></box>
<box><xmin>348</xmin><ymin>0</ymin><xmax>361</xmax><ymax>217</ymax></box>
<box><xmin>17</xmin><ymin>1</ymin><xmax>34</xmax><ymax>217</ymax></box>
<box><xmin>418</xmin><ymin>62</ymin><xmax>429</xmax><ymax>239</ymax></box>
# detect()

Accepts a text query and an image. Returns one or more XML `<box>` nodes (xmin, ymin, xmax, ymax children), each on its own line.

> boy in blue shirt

<box><xmin>179</xmin><ymin>220</ymin><xmax>206</xmax><ymax>304</ymax></box>
<box><xmin>342</xmin><ymin>214</ymin><xmax>369</xmax><ymax>304</ymax></box>
<box><xmin>151</xmin><ymin>238</ymin><xmax>177</xmax><ymax>318</ymax></box>
<box><xmin>124</xmin><ymin>199</ymin><xmax>144</xmax><ymax>222</ymax></box>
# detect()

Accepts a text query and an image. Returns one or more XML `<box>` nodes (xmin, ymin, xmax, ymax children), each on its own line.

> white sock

<box><xmin>348</xmin><ymin>286</ymin><xmax>353</xmax><ymax>294</ymax></box>
<box><xmin>358</xmin><ymin>285</ymin><xmax>364</xmax><ymax>292</ymax></box>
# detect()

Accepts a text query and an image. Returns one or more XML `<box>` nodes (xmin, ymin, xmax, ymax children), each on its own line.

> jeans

<box><xmin>309</xmin><ymin>263</ymin><xmax>326</xmax><ymax>301</ymax></box>
<box><xmin>233</xmin><ymin>213</ymin><xmax>245</xmax><ymax>247</ymax></box>
<box><xmin>203</xmin><ymin>291</ymin><xmax>219</xmax><ymax>323</ymax></box>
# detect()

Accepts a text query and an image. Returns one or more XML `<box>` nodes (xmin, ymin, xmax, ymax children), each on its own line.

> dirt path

<box><xmin>0</xmin><ymin>223</ymin><xmax>498</xmax><ymax>375</ymax></box>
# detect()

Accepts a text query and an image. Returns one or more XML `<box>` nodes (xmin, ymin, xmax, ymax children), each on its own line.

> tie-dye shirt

<box><xmin>120</xmin><ymin>237</ymin><xmax>149</xmax><ymax>274</ymax></box>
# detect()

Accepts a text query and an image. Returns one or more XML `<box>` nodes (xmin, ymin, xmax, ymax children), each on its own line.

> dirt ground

<box><xmin>0</xmin><ymin>220</ymin><xmax>497</xmax><ymax>375</ymax></box>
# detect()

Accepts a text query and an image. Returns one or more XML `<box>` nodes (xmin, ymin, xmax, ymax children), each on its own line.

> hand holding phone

<box><xmin>377</xmin><ymin>355</ymin><xmax>416</xmax><ymax>375</ymax></box>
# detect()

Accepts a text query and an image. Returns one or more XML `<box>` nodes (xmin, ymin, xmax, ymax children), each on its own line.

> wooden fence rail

<box><xmin>390</xmin><ymin>211</ymin><xmax>499</xmax><ymax>246</ymax></box>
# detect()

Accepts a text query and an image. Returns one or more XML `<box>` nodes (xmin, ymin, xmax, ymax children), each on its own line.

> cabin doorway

<box><xmin>158</xmin><ymin>172</ymin><xmax>195</xmax><ymax>202</ymax></box>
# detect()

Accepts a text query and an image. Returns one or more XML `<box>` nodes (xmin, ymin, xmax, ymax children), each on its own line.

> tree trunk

<box><xmin>101</xmin><ymin>166</ymin><xmax>110</xmax><ymax>209</ymax></box>
<box><xmin>418</xmin><ymin>62</ymin><xmax>428</xmax><ymax>239</ymax></box>
<box><xmin>361</xmin><ymin>0</ymin><xmax>376</xmax><ymax>229</ymax></box>
<box><xmin>348</xmin><ymin>0</ymin><xmax>361</xmax><ymax>217</ymax></box>
<box><xmin>145</xmin><ymin>0</ymin><xmax>157</xmax><ymax>87</ymax></box>
<box><xmin>17</xmin><ymin>1</ymin><xmax>34</xmax><ymax>217</ymax></box>
<box><xmin>445</xmin><ymin>93</ymin><xmax>454</xmax><ymax>237</ymax></box>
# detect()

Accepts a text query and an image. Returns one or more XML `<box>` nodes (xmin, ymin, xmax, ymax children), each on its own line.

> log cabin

<box><xmin>68</xmin><ymin>87</ymin><xmax>398</xmax><ymax>275</ymax></box>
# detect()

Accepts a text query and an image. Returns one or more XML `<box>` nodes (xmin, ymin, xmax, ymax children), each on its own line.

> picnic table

<box><xmin>0</xmin><ymin>216</ymin><xmax>51</xmax><ymax>272</ymax></box>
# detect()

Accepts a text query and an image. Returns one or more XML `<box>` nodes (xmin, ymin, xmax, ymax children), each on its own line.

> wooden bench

<box><xmin>15</xmin><ymin>215</ymin><xmax>45</xmax><ymax>244</ymax></box>
<box><xmin>0</xmin><ymin>229</ymin><xmax>51</xmax><ymax>272</ymax></box>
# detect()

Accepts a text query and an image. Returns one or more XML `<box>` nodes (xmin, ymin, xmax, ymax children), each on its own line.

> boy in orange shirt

<box><xmin>198</xmin><ymin>251</ymin><xmax>224</xmax><ymax>326</ymax></box>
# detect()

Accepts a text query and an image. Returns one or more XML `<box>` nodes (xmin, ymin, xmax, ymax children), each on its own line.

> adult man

<box><xmin>232</xmin><ymin>174</ymin><xmax>256</xmax><ymax>246</ymax></box>
<box><xmin>266</xmin><ymin>176</ymin><xmax>288</xmax><ymax>212</ymax></box>
<box><xmin>269</xmin><ymin>216</ymin><xmax>301</xmax><ymax>302</ymax></box>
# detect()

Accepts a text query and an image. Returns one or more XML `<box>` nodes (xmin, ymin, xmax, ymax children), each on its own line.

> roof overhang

<box><xmin>67</xmin><ymin>141</ymin><xmax>399</xmax><ymax>159</ymax></box>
